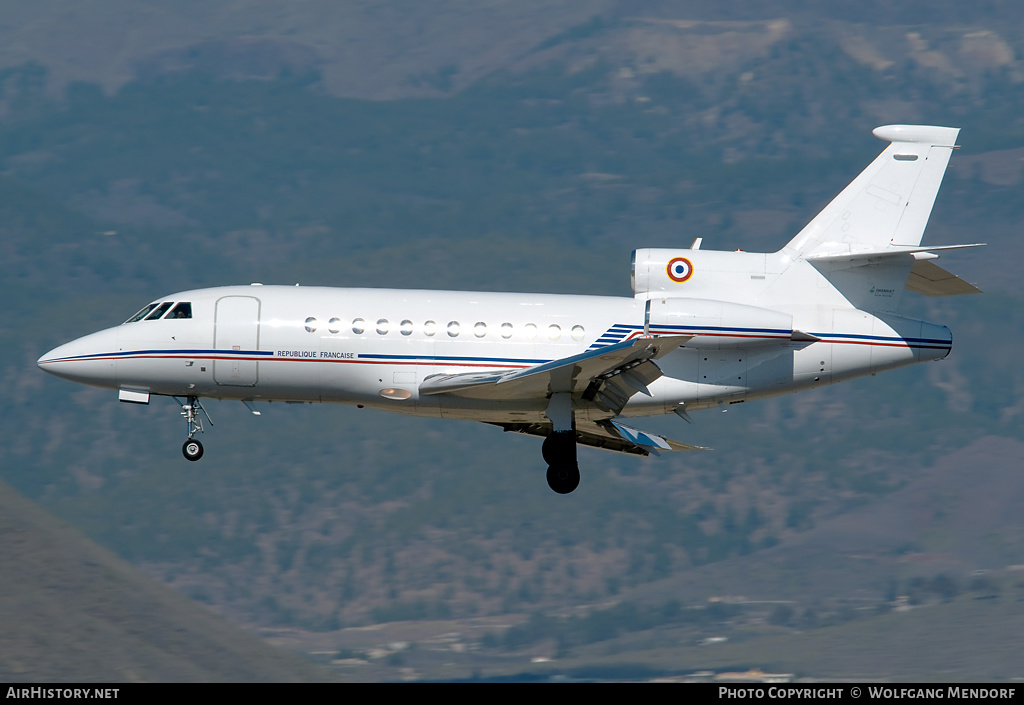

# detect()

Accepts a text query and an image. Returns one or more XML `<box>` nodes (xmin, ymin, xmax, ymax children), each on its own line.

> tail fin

<box><xmin>781</xmin><ymin>125</ymin><xmax>959</xmax><ymax>260</ymax></box>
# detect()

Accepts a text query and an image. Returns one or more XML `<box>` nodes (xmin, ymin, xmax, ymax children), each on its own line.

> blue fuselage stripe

<box><xmin>41</xmin><ymin>320</ymin><xmax>951</xmax><ymax>368</ymax></box>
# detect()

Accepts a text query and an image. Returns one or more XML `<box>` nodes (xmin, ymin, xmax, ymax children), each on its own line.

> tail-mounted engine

<box><xmin>646</xmin><ymin>297</ymin><xmax>796</xmax><ymax>349</ymax></box>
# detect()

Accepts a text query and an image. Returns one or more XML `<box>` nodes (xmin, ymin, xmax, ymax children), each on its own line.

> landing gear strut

<box><xmin>175</xmin><ymin>395</ymin><xmax>211</xmax><ymax>462</ymax></box>
<box><xmin>543</xmin><ymin>431</ymin><xmax>580</xmax><ymax>494</ymax></box>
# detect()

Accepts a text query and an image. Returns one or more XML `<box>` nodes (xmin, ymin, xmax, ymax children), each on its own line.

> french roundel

<box><xmin>666</xmin><ymin>257</ymin><xmax>694</xmax><ymax>283</ymax></box>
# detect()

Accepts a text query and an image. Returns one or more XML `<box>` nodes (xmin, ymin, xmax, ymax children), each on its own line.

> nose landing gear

<box><xmin>175</xmin><ymin>395</ymin><xmax>212</xmax><ymax>462</ymax></box>
<box><xmin>182</xmin><ymin>437</ymin><xmax>204</xmax><ymax>461</ymax></box>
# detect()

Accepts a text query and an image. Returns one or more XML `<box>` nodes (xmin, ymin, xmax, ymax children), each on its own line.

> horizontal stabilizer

<box><xmin>805</xmin><ymin>243</ymin><xmax>984</xmax><ymax>265</ymax></box>
<box><xmin>906</xmin><ymin>259</ymin><xmax>983</xmax><ymax>296</ymax></box>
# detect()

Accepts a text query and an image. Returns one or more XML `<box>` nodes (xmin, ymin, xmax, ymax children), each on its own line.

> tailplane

<box><xmin>634</xmin><ymin>125</ymin><xmax>981</xmax><ymax>311</ymax></box>
<box><xmin>782</xmin><ymin>124</ymin><xmax>959</xmax><ymax>260</ymax></box>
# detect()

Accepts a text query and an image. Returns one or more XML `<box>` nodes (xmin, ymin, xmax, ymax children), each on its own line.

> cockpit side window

<box><xmin>168</xmin><ymin>302</ymin><xmax>192</xmax><ymax>319</ymax></box>
<box><xmin>145</xmin><ymin>302</ymin><xmax>174</xmax><ymax>320</ymax></box>
<box><xmin>125</xmin><ymin>303</ymin><xmax>159</xmax><ymax>323</ymax></box>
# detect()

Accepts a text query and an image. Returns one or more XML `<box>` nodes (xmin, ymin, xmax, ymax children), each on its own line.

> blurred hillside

<box><xmin>1</xmin><ymin>1</ymin><xmax>1022</xmax><ymax>680</ymax></box>
<box><xmin>1</xmin><ymin>1</ymin><xmax>1022</xmax><ymax>104</ymax></box>
<box><xmin>0</xmin><ymin>479</ymin><xmax>326</xmax><ymax>681</ymax></box>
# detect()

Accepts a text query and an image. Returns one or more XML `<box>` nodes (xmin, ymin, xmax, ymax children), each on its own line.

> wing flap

<box><xmin>493</xmin><ymin>418</ymin><xmax>707</xmax><ymax>456</ymax></box>
<box><xmin>599</xmin><ymin>418</ymin><xmax>707</xmax><ymax>453</ymax></box>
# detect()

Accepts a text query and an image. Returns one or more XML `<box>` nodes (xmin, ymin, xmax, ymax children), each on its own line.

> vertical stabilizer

<box><xmin>781</xmin><ymin>125</ymin><xmax>959</xmax><ymax>260</ymax></box>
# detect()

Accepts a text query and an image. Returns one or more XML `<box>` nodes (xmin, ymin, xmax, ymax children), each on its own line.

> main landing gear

<box><xmin>175</xmin><ymin>395</ymin><xmax>211</xmax><ymax>462</ymax></box>
<box><xmin>542</xmin><ymin>393</ymin><xmax>580</xmax><ymax>494</ymax></box>
<box><xmin>543</xmin><ymin>430</ymin><xmax>580</xmax><ymax>494</ymax></box>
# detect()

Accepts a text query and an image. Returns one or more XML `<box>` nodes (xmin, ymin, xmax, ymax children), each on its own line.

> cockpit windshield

<box><xmin>145</xmin><ymin>302</ymin><xmax>174</xmax><ymax>320</ymax></box>
<box><xmin>168</xmin><ymin>302</ymin><xmax>192</xmax><ymax>319</ymax></box>
<box><xmin>125</xmin><ymin>303</ymin><xmax>160</xmax><ymax>323</ymax></box>
<box><xmin>123</xmin><ymin>301</ymin><xmax>193</xmax><ymax>323</ymax></box>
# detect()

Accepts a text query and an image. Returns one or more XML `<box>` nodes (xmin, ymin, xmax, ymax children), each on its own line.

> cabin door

<box><xmin>214</xmin><ymin>296</ymin><xmax>261</xmax><ymax>386</ymax></box>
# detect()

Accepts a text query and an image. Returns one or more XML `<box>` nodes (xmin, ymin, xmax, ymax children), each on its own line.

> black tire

<box><xmin>546</xmin><ymin>463</ymin><xmax>580</xmax><ymax>494</ymax></box>
<box><xmin>182</xmin><ymin>438</ymin><xmax>204</xmax><ymax>462</ymax></box>
<box><xmin>542</xmin><ymin>431</ymin><xmax>577</xmax><ymax>465</ymax></box>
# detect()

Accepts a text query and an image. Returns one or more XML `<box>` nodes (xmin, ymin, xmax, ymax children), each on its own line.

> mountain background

<box><xmin>2</xmin><ymin>0</ymin><xmax>1023</xmax><ymax>681</ymax></box>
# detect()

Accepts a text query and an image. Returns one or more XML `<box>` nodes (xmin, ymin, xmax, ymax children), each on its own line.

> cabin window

<box><xmin>328</xmin><ymin>318</ymin><xmax>341</xmax><ymax>334</ymax></box>
<box><xmin>423</xmin><ymin>320</ymin><xmax>437</xmax><ymax>337</ymax></box>
<box><xmin>523</xmin><ymin>323</ymin><xmax>538</xmax><ymax>340</ymax></box>
<box><xmin>168</xmin><ymin>302</ymin><xmax>192</xmax><ymax>319</ymax></box>
<box><xmin>146</xmin><ymin>302</ymin><xmax>174</xmax><ymax>320</ymax></box>
<box><xmin>400</xmin><ymin>320</ymin><xmax>414</xmax><ymax>336</ymax></box>
<box><xmin>352</xmin><ymin>318</ymin><xmax>366</xmax><ymax>334</ymax></box>
<box><xmin>571</xmin><ymin>325</ymin><xmax>585</xmax><ymax>341</ymax></box>
<box><xmin>125</xmin><ymin>303</ymin><xmax>159</xmax><ymax>323</ymax></box>
<box><xmin>376</xmin><ymin>319</ymin><xmax>390</xmax><ymax>335</ymax></box>
<box><xmin>547</xmin><ymin>324</ymin><xmax>561</xmax><ymax>341</ymax></box>
<box><xmin>473</xmin><ymin>322</ymin><xmax>487</xmax><ymax>338</ymax></box>
<box><xmin>305</xmin><ymin>317</ymin><xmax>318</xmax><ymax>333</ymax></box>
<box><xmin>447</xmin><ymin>321</ymin><xmax>461</xmax><ymax>338</ymax></box>
<box><xmin>500</xmin><ymin>323</ymin><xmax>513</xmax><ymax>339</ymax></box>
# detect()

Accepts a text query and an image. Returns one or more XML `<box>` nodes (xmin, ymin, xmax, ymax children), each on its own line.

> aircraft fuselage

<box><xmin>39</xmin><ymin>282</ymin><xmax>949</xmax><ymax>426</ymax></box>
<box><xmin>36</xmin><ymin>125</ymin><xmax>979</xmax><ymax>493</ymax></box>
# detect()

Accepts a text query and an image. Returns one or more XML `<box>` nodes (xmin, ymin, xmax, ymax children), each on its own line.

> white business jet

<box><xmin>39</xmin><ymin>125</ymin><xmax>982</xmax><ymax>493</ymax></box>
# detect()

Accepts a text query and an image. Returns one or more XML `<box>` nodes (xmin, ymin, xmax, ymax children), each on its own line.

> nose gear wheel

<box><xmin>182</xmin><ymin>438</ymin><xmax>204</xmax><ymax>461</ymax></box>
<box><xmin>174</xmin><ymin>395</ymin><xmax>212</xmax><ymax>461</ymax></box>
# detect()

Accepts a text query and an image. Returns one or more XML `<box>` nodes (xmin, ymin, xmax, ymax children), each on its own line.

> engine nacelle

<box><xmin>646</xmin><ymin>297</ymin><xmax>794</xmax><ymax>348</ymax></box>
<box><xmin>632</xmin><ymin>247</ymin><xmax>773</xmax><ymax>301</ymax></box>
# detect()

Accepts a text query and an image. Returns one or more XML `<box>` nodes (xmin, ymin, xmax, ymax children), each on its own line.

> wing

<box><xmin>420</xmin><ymin>335</ymin><xmax>691</xmax><ymax>412</ymax></box>
<box><xmin>492</xmin><ymin>418</ymin><xmax>708</xmax><ymax>456</ymax></box>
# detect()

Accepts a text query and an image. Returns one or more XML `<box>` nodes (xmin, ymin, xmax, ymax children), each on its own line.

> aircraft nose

<box><xmin>37</xmin><ymin>328</ymin><xmax>120</xmax><ymax>388</ymax></box>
